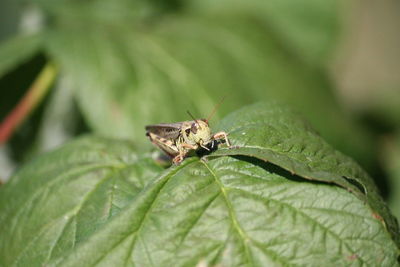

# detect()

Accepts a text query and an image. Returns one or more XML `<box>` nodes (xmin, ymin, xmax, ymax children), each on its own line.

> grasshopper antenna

<box><xmin>206</xmin><ymin>95</ymin><xmax>227</xmax><ymax>123</ymax></box>
<box><xmin>187</xmin><ymin>110</ymin><xmax>199</xmax><ymax>124</ymax></box>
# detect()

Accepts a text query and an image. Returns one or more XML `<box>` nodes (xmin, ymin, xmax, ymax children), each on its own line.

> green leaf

<box><xmin>210</xmin><ymin>102</ymin><xmax>400</xmax><ymax>244</ymax></box>
<box><xmin>0</xmin><ymin>136</ymin><xmax>163</xmax><ymax>266</ymax></box>
<box><xmin>188</xmin><ymin>0</ymin><xmax>340</xmax><ymax>65</ymax></box>
<box><xmin>0</xmin><ymin>105</ymin><xmax>398</xmax><ymax>266</ymax></box>
<box><xmin>46</xmin><ymin>157</ymin><xmax>400</xmax><ymax>266</ymax></box>
<box><xmin>0</xmin><ymin>34</ymin><xmax>42</xmax><ymax>77</ymax></box>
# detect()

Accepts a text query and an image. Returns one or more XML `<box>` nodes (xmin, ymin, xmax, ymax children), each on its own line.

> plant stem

<box><xmin>0</xmin><ymin>62</ymin><xmax>58</xmax><ymax>144</ymax></box>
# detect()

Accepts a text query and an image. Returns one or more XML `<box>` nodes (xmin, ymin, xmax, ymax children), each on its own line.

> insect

<box><xmin>145</xmin><ymin>105</ymin><xmax>230</xmax><ymax>164</ymax></box>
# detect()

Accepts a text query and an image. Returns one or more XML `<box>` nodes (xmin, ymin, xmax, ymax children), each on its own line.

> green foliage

<box><xmin>0</xmin><ymin>104</ymin><xmax>398</xmax><ymax>266</ymax></box>
<box><xmin>0</xmin><ymin>34</ymin><xmax>42</xmax><ymax>76</ymax></box>
<box><xmin>211</xmin><ymin>103</ymin><xmax>400</xmax><ymax>243</ymax></box>
<box><xmin>188</xmin><ymin>0</ymin><xmax>339</xmax><ymax>65</ymax></box>
<box><xmin>1</xmin><ymin>0</ymin><xmax>400</xmax><ymax>265</ymax></box>
<box><xmin>0</xmin><ymin>0</ymin><xmax>375</xmax><ymax>169</ymax></box>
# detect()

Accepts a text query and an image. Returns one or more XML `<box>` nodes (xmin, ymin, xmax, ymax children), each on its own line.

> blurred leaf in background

<box><xmin>384</xmin><ymin>135</ymin><xmax>400</xmax><ymax>220</ymax></box>
<box><xmin>0</xmin><ymin>0</ymin><xmax>22</xmax><ymax>41</ymax></box>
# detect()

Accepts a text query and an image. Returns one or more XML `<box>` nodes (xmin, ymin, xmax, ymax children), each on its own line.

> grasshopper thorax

<box><xmin>181</xmin><ymin>119</ymin><xmax>212</xmax><ymax>146</ymax></box>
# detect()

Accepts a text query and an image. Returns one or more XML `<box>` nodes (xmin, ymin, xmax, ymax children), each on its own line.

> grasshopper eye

<box><xmin>185</xmin><ymin>128</ymin><xmax>191</xmax><ymax>135</ymax></box>
<box><xmin>191</xmin><ymin>123</ymin><xmax>198</xmax><ymax>134</ymax></box>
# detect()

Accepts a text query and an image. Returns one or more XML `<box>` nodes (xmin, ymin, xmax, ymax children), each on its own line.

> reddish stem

<box><xmin>0</xmin><ymin>62</ymin><xmax>57</xmax><ymax>144</ymax></box>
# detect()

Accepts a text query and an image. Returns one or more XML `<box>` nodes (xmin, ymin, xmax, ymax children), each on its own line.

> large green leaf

<box><xmin>0</xmin><ymin>136</ymin><xmax>164</xmax><ymax>266</ymax></box>
<box><xmin>0</xmin><ymin>104</ymin><xmax>398</xmax><ymax>266</ymax></box>
<box><xmin>210</xmin><ymin>102</ymin><xmax>399</xmax><ymax>244</ymax></box>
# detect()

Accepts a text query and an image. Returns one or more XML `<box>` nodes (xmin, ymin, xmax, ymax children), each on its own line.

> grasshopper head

<box><xmin>184</xmin><ymin>119</ymin><xmax>212</xmax><ymax>146</ymax></box>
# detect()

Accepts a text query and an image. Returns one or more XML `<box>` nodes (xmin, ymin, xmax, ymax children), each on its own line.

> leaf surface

<box><xmin>210</xmin><ymin>102</ymin><xmax>400</xmax><ymax>244</ymax></box>
<box><xmin>0</xmin><ymin>131</ymin><xmax>397</xmax><ymax>265</ymax></box>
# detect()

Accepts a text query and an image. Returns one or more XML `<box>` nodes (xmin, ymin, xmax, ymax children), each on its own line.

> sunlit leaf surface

<box><xmin>0</xmin><ymin>104</ymin><xmax>397</xmax><ymax>266</ymax></box>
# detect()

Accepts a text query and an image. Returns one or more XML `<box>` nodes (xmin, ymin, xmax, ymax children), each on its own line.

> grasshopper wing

<box><xmin>146</xmin><ymin>132</ymin><xmax>179</xmax><ymax>158</ymax></box>
<box><xmin>145</xmin><ymin>122</ymin><xmax>184</xmax><ymax>140</ymax></box>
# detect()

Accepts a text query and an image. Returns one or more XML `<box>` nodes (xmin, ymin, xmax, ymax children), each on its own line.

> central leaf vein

<box><xmin>200</xmin><ymin>160</ymin><xmax>254</xmax><ymax>266</ymax></box>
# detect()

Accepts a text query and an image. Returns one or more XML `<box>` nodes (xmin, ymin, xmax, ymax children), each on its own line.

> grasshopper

<box><xmin>145</xmin><ymin>108</ymin><xmax>230</xmax><ymax>164</ymax></box>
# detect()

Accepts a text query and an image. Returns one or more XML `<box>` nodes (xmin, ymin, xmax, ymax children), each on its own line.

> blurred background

<box><xmin>0</xmin><ymin>0</ymin><xmax>399</xmax><ymax>216</ymax></box>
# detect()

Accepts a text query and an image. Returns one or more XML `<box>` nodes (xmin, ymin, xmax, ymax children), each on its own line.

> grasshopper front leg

<box><xmin>213</xmin><ymin>131</ymin><xmax>230</xmax><ymax>147</ymax></box>
<box><xmin>173</xmin><ymin>153</ymin><xmax>185</xmax><ymax>164</ymax></box>
<box><xmin>173</xmin><ymin>143</ymin><xmax>197</xmax><ymax>164</ymax></box>
<box><xmin>181</xmin><ymin>143</ymin><xmax>198</xmax><ymax>150</ymax></box>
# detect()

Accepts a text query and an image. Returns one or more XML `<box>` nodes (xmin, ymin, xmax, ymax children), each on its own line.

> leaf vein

<box><xmin>236</xmin><ymin>189</ymin><xmax>366</xmax><ymax>265</ymax></box>
<box><xmin>200</xmin><ymin>161</ymin><xmax>254</xmax><ymax>266</ymax></box>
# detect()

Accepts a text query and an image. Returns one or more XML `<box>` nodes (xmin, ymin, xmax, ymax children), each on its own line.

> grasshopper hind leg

<box><xmin>147</xmin><ymin>132</ymin><xmax>180</xmax><ymax>159</ymax></box>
